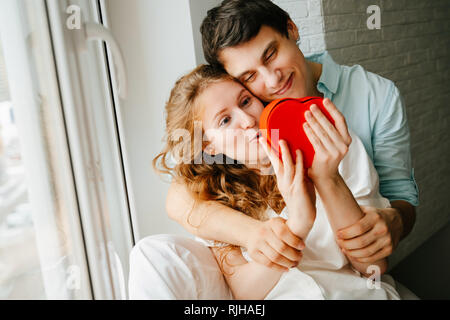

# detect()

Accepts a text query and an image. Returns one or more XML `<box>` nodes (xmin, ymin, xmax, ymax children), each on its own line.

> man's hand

<box><xmin>245</xmin><ymin>217</ymin><xmax>305</xmax><ymax>272</ymax></box>
<box><xmin>335</xmin><ymin>205</ymin><xmax>404</xmax><ymax>263</ymax></box>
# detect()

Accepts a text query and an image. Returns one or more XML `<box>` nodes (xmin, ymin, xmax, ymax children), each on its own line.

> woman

<box><xmin>153</xmin><ymin>64</ymin><xmax>400</xmax><ymax>300</ymax></box>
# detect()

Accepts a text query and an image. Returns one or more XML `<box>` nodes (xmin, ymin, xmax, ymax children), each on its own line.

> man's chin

<box><xmin>267</xmin><ymin>90</ymin><xmax>308</xmax><ymax>101</ymax></box>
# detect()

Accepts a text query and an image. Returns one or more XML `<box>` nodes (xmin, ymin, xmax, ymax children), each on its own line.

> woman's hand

<box><xmin>303</xmin><ymin>98</ymin><xmax>352</xmax><ymax>182</ymax></box>
<box><xmin>245</xmin><ymin>217</ymin><xmax>305</xmax><ymax>272</ymax></box>
<box><xmin>259</xmin><ymin>137</ymin><xmax>316</xmax><ymax>238</ymax></box>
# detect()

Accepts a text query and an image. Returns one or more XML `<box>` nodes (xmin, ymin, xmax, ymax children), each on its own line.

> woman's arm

<box><xmin>210</xmin><ymin>246</ymin><xmax>284</xmax><ymax>300</ymax></box>
<box><xmin>166</xmin><ymin>180</ymin><xmax>304</xmax><ymax>272</ymax></box>
<box><xmin>303</xmin><ymin>101</ymin><xmax>387</xmax><ymax>276</ymax></box>
<box><xmin>258</xmin><ymin>139</ymin><xmax>317</xmax><ymax>241</ymax></box>
<box><xmin>313</xmin><ymin>175</ymin><xmax>388</xmax><ymax>276</ymax></box>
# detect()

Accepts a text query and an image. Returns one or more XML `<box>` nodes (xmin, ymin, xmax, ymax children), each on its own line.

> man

<box><xmin>166</xmin><ymin>0</ymin><xmax>418</xmax><ymax>273</ymax></box>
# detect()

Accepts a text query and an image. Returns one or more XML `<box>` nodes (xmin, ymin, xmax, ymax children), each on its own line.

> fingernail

<box><xmin>310</xmin><ymin>104</ymin><xmax>318</xmax><ymax>112</ymax></box>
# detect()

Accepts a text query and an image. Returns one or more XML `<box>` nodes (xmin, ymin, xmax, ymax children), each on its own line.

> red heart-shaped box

<box><xmin>259</xmin><ymin>97</ymin><xmax>335</xmax><ymax>168</ymax></box>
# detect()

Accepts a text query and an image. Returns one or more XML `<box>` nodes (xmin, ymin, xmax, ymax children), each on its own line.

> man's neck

<box><xmin>307</xmin><ymin>61</ymin><xmax>323</xmax><ymax>98</ymax></box>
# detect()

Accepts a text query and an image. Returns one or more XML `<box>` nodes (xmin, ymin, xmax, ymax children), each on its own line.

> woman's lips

<box><xmin>251</xmin><ymin>132</ymin><xmax>261</xmax><ymax>142</ymax></box>
<box><xmin>274</xmin><ymin>73</ymin><xmax>293</xmax><ymax>96</ymax></box>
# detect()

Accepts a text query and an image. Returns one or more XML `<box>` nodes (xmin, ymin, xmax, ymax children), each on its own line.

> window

<box><xmin>0</xmin><ymin>0</ymin><xmax>133</xmax><ymax>299</ymax></box>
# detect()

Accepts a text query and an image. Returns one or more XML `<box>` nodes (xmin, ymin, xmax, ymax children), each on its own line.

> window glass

<box><xmin>0</xmin><ymin>0</ymin><xmax>90</xmax><ymax>299</ymax></box>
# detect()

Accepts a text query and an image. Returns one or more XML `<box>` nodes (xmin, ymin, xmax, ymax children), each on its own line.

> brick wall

<box><xmin>322</xmin><ymin>0</ymin><xmax>450</xmax><ymax>268</ymax></box>
<box><xmin>275</xmin><ymin>0</ymin><xmax>450</xmax><ymax>269</ymax></box>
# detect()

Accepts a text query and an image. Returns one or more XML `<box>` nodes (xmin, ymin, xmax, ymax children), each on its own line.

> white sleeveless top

<box><xmin>196</xmin><ymin>131</ymin><xmax>401</xmax><ymax>300</ymax></box>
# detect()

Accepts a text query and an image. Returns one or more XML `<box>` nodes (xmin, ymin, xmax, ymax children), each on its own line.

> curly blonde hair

<box><xmin>153</xmin><ymin>65</ymin><xmax>286</xmax><ymax>270</ymax></box>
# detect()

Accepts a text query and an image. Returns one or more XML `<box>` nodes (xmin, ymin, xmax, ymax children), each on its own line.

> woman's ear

<box><xmin>287</xmin><ymin>19</ymin><xmax>299</xmax><ymax>42</ymax></box>
<box><xmin>203</xmin><ymin>143</ymin><xmax>216</xmax><ymax>156</ymax></box>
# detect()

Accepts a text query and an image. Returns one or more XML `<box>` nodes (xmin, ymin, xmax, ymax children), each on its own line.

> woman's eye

<box><xmin>241</xmin><ymin>97</ymin><xmax>251</xmax><ymax>107</ymax></box>
<box><xmin>219</xmin><ymin>116</ymin><xmax>230</xmax><ymax>127</ymax></box>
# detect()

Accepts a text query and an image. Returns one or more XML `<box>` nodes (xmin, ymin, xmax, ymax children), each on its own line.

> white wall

<box><xmin>106</xmin><ymin>0</ymin><xmax>195</xmax><ymax>240</ymax></box>
<box><xmin>189</xmin><ymin>0</ymin><xmax>222</xmax><ymax>64</ymax></box>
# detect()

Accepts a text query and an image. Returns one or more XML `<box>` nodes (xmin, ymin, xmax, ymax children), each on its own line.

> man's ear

<box><xmin>287</xmin><ymin>19</ymin><xmax>299</xmax><ymax>42</ymax></box>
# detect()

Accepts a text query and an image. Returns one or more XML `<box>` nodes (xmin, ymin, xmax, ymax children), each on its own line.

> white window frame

<box><xmin>46</xmin><ymin>0</ymin><xmax>135</xmax><ymax>299</ymax></box>
<box><xmin>1</xmin><ymin>0</ymin><xmax>135</xmax><ymax>299</ymax></box>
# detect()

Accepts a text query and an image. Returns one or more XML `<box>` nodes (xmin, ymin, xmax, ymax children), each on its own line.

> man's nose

<box><xmin>260</xmin><ymin>66</ymin><xmax>281</xmax><ymax>89</ymax></box>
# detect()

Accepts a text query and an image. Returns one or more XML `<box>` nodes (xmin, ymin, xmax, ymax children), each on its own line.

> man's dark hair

<box><xmin>201</xmin><ymin>0</ymin><xmax>291</xmax><ymax>68</ymax></box>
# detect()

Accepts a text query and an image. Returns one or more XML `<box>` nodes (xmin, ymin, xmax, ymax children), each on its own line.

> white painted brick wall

<box><xmin>272</xmin><ymin>0</ymin><xmax>326</xmax><ymax>54</ymax></box>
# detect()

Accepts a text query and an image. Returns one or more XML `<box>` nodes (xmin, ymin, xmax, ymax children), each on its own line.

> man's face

<box><xmin>219</xmin><ymin>22</ymin><xmax>313</xmax><ymax>103</ymax></box>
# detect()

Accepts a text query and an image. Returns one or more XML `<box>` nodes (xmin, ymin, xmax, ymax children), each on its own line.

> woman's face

<box><xmin>198</xmin><ymin>79</ymin><xmax>268</xmax><ymax>165</ymax></box>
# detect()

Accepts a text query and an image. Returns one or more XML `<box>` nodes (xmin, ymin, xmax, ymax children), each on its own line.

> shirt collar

<box><xmin>304</xmin><ymin>51</ymin><xmax>340</xmax><ymax>95</ymax></box>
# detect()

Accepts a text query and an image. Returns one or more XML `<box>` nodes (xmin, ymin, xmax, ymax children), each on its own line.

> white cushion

<box><xmin>128</xmin><ymin>234</ymin><xmax>233</xmax><ymax>300</ymax></box>
<box><xmin>128</xmin><ymin>234</ymin><xmax>418</xmax><ymax>300</ymax></box>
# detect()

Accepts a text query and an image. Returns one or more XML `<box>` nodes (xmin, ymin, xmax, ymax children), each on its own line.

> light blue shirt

<box><xmin>306</xmin><ymin>51</ymin><xmax>419</xmax><ymax>206</ymax></box>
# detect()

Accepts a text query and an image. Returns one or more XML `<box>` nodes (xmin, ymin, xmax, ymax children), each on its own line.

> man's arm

<box><xmin>391</xmin><ymin>200</ymin><xmax>416</xmax><ymax>241</ymax></box>
<box><xmin>166</xmin><ymin>180</ymin><xmax>304</xmax><ymax>271</ymax></box>
<box><xmin>166</xmin><ymin>180</ymin><xmax>256</xmax><ymax>246</ymax></box>
<box><xmin>373</xmin><ymin>83</ymin><xmax>419</xmax><ymax>229</ymax></box>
